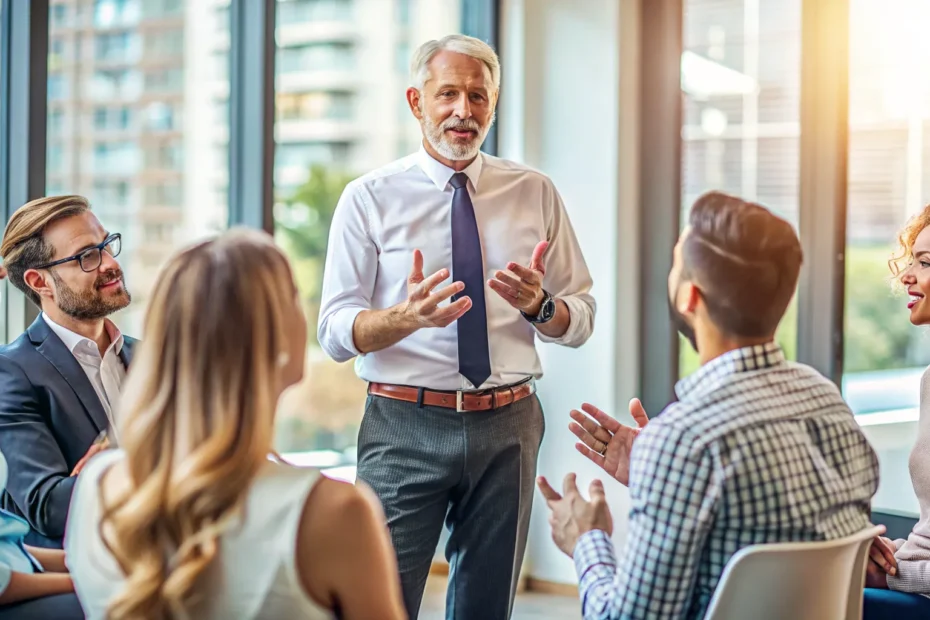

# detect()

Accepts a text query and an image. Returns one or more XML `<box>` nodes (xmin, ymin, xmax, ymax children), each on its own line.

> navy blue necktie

<box><xmin>450</xmin><ymin>172</ymin><xmax>492</xmax><ymax>388</ymax></box>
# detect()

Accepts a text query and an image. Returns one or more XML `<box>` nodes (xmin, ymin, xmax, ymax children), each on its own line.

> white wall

<box><xmin>499</xmin><ymin>0</ymin><xmax>640</xmax><ymax>585</ymax></box>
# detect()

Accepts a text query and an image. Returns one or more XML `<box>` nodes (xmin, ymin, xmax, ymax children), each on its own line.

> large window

<box><xmin>0</xmin><ymin>0</ymin><xmax>495</xmax><ymax>462</ymax></box>
<box><xmin>841</xmin><ymin>0</ymin><xmax>930</xmax><ymax>416</ymax></box>
<box><xmin>271</xmin><ymin>0</ymin><xmax>464</xmax><ymax>459</ymax></box>
<box><xmin>47</xmin><ymin>0</ymin><xmax>230</xmax><ymax>337</ymax></box>
<box><xmin>679</xmin><ymin>0</ymin><xmax>802</xmax><ymax>377</ymax></box>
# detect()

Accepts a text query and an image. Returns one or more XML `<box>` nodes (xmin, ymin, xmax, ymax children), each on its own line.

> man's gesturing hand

<box><xmin>537</xmin><ymin>473</ymin><xmax>613</xmax><ymax>557</ymax></box>
<box><xmin>489</xmin><ymin>241</ymin><xmax>548</xmax><ymax>315</ymax></box>
<box><xmin>402</xmin><ymin>249</ymin><xmax>472</xmax><ymax>328</ymax></box>
<box><xmin>569</xmin><ymin>399</ymin><xmax>650</xmax><ymax>486</ymax></box>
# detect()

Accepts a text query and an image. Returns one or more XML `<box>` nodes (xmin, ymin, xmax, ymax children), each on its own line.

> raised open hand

<box><xmin>404</xmin><ymin>249</ymin><xmax>472</xmax><ymax>328</ymax></box>
<box><xmin>489</xmin><ymin>241</ymin><xmax>548</xmax><ymax>314</ymax></box>
<box><xmin>568</xmin><ymin>398</ymin><xmax>650</xmax><ymax>486</ymax></box>
<box><xmin>537</xmin><ymin>473</ymin><xmax>613</xmax><ymax>557</ymax></box>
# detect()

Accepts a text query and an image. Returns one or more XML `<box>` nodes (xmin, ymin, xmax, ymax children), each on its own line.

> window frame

<box><xmin>633</xmin><ymin>0</ymin><xmax>853</xmax><ymax>408</ymax></box>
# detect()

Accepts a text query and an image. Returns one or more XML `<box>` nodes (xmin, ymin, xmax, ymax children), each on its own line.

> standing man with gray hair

<box><xmin>318</xmin><ymin>34</ymin><xmax>595</xmax><ymax>619</ymax></box>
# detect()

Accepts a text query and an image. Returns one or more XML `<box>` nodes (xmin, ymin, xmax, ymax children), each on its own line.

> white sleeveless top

<box><xmin>65</xmin><ymin>450</ymin><xmax>334</xmax><ymax>620</ymax></box>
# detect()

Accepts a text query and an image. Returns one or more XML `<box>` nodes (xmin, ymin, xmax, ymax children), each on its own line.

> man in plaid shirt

<box><xmin>538</xmin><ymin>192</ymin><xmax>880</xmax><ymax>619</ymax></box>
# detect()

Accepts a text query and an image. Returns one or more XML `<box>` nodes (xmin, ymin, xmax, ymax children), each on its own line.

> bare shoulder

<box><xmin>301</xmin><ymin>476</ymin><xmax>382</xmax><ymax>527</ymax></box>
<box><xmin>297</xmin><ymin>476</ymin><xmax>387</xmax><ymax>565</ymax></box>
<box><xmin>295</xmin><ymin>476</ymin><xmax>389</xmax><ymax>608</ymax></box>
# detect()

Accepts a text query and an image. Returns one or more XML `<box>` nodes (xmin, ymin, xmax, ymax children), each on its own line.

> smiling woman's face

<box><xmin>899</xmin><ymin>225</ymin><xmax>930</xmax><ymax>326</ymax></box>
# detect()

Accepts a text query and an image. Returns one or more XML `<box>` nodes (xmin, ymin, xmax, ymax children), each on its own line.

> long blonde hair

<box><xmin>98</xmin><ymin>229</ymin><xmax>297</xmax><ymax>619</ymax></box>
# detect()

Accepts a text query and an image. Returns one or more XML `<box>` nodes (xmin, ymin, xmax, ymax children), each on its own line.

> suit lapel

<box><xmin>28</xmin><ymin>316</ymin><xmax>109</xmax><ymax>432</ymax></box>
<box><xmin>118</xmin><ymin>337</ymin><xmax>135</xmax><ymax>369</ymax></box>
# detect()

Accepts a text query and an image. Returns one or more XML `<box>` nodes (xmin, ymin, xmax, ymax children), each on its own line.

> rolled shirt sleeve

<box><xmin>317</xmin><ymin>181</ymin><xmax>379</xmax><ymax>363</ymax></box>
<box><xmin>534</xmin><ymin>178</ymin><xmax>596</xmax><ymax>348</ymax></box>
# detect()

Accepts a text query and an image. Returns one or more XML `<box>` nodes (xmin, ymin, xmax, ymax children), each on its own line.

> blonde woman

<box><xmin>862</xmin><ymin>203</ymin><xmax>930</xmax><ymax>619</ymax></box>
<box><xmin>64</xmin><ymin>230</ymin><xmax>406</xmax><ymax>620</ymax></box>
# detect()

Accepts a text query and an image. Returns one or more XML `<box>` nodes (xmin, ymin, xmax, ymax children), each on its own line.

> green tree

<box><xmin>272</xmin><ymin>165</ymin><xmax>365</xmax><ymax>454</ymax></box>
<box><xmin>275</xmin><ymin>164</ymin><xmax>355</xmax><ymax>304</ymax></box>
<box><xmin>843</xmin><ymin>245</ymin><xmax>929</xmax><ymax>373</ymax></box>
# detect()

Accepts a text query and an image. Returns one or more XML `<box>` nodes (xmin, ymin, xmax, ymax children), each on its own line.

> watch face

<box><xmin>542</xmin><ymin>295</ymin><xmax>556</xmax><ymax>320</ymax></box>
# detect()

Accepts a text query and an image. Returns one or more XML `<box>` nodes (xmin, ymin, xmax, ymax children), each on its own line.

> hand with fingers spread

<box><xmin>569</xmin><ymin>398</ymin><xmax>650</xmax><ymax>486</ymax></box>
<box><xmin>489</xmin><ymin>241</ymin><xmax>549</xmax><ymax>315</ymax></box>
<box><xmin>865</xmin><ymin>534</ymin><xmax>897</xmax><ymax>588</ymax></box>
<box><xmin>536</xmin><ymin>473</ymin><xmax>613</xmax><ymax>557</ymax></box>
<box><xmin>403</xmin><ymin>249</ymin><xmax>472</xmax><ymax>328</ymax></box>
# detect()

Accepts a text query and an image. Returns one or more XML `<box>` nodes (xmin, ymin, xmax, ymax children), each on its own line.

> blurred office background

<box><xmin>0</xmin><ymin>0</ymin><xmax>928</xmax><ymax>604</ymax></box>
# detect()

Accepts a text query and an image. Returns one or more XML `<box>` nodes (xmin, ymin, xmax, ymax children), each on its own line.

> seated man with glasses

<box><xmin>0</xmin><ymin>196</ymin><xmax>135</xmax><ymax>548</ymax></box>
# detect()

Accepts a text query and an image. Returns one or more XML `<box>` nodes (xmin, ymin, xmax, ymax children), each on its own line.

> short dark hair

<box><xmin>0</xmin><ymin>195</ymin><xmax>90</xmax><ymax>307</ymax></box>
<box><xmin>681</xmin><ymin>191</ymin><xmax>802</xmax><ymax>339</ymax></box>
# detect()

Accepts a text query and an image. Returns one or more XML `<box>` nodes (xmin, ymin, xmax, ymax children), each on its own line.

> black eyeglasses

<box><xmin>34</xmin><ymin>233</ymin><xmax>122</xmax><ymax>273</ymax></box>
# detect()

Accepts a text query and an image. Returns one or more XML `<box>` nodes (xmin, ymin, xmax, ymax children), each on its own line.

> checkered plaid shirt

<box><xmin>573</xmin><ymin>343</ymin><xmax>880</xmax><ymax>619</ymax></box>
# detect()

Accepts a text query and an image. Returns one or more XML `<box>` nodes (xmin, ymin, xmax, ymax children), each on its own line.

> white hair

<box><xmin>410</xmin><ymin>34</ymin><xmax>501</xmax><ymax>93</ymax></box>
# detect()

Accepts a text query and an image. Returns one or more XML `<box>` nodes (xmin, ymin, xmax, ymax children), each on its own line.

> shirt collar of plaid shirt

<box><xmin>675</xmin><ymin>341</ymin><xmax>787</xmax><ymax>402</ymax></box>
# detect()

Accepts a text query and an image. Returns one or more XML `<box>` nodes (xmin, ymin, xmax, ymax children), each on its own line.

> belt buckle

<box><xmin>456</xmin><ymin>390</ymin><xmax>466</xmax><ymax>413</ymax></box>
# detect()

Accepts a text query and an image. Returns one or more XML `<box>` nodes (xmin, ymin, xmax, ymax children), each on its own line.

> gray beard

<box><xmin>422</xmin><ymin>111</ymin><xmax>495</xmax><ymax>161</ymax></box>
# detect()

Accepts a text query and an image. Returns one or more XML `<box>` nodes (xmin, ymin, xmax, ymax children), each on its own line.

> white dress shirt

<box><xmin>318</xmin><ymin>147</ymin><xmax>596</xmax><ymax>391</ymax></box>
<box><xmin>43</xmin><ymin>314</ymin><xmax>126</xmax><ymax>429</ymax></box>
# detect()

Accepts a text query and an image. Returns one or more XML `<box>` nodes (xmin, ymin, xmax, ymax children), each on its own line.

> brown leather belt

<box><xmin>368</xmin><ymin>380</ymin><xmax>536</xmax><ymax>412</ymax></box>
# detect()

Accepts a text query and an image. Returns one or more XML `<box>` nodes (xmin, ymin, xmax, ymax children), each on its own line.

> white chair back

<box><xmin>703</xmin><ymin>524</ymin><xmax>883</xmax><ymax>620</ymax></box>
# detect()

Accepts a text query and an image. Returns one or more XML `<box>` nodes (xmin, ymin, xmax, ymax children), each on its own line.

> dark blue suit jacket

<box><xmin>0</xmin><ymin>315</ymin><xmax>137</xmax><ymax>545</ymax></box>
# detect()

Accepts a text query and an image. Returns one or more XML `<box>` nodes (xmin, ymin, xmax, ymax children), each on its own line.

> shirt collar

<box><xmin>675</xmin><ymin>341</ymin><xmax>786</xmax><ymax>401</ymax></box>
<box><xmin>416</xmin><ymin>144</ymin><xmax>484</xmax><ymax>192</ymax></box>
<box><xmin>42</xmin><ymin>313</ymin><xmax>124</xmax><ymax>358</ymax></box>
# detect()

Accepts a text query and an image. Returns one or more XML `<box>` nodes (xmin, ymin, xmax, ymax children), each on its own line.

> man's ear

<box><xmin>679</xmin><ymin>281</ymin><xmax>701</xmax><ymax>315</ymax></box>
<box><xmin>406</xmin><ymin>87</ymin><xmax>423</xmax><ymax>120</ymax></box>
<box><xmin>23</xmin><ymin>269</ymin><xmax>54</xmax><ymax>303</ymax></box>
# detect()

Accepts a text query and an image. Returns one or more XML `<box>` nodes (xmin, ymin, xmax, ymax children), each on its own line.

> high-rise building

<box><xmin>271</xmin><ymin>0</ymin><xmax>460</xmax><ymax>195</ymax></box>
<box><xmin>48</xmin><ymin>0</ymin><xmax>226</xmax><ymax>336</ymax></box>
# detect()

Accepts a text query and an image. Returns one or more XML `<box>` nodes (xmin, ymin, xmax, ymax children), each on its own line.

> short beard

<box><xmin>422</xmin><ymin>110</ymin><xmax>496</xmax><ymax>161</ymax></box>
<box><xmin>51</xmin><ymin>269</ymin><xmax>131</xmax><ymax>321</ymax></box>
<box><xmin>668</xmin><ymin>277</ymin><xmax>698</xmax><ymax>352</ymax></box>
